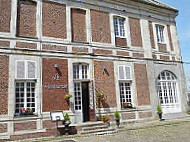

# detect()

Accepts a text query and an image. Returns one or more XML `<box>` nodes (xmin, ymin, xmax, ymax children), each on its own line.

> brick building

<box><xmin>0</xmin><ymin>0</ymin><xmax>189</xmax><ymax>140</ymax></box>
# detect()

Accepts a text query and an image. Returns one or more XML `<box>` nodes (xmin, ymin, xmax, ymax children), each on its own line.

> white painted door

<box><xmin>74</xmin><ymin>82</ymin><xmax>83</xmax><ymax>123</ymax></box>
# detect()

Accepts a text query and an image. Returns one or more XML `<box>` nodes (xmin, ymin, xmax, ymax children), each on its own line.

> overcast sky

<box><xmin>159</xmin><ymin>0</ymin><xmax>190</xmax><ymax>91</ymax></box>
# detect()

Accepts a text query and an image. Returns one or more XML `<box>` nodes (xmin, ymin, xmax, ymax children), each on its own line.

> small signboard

<box><xmin>50</xmin><ymin>111</ymin><xmax>65</xmax><ymax>122</ymax></box>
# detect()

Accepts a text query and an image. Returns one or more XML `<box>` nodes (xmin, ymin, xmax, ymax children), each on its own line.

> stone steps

<box><xmin>78</xmin><ymin>121</ymin><xmax>116</xmax><ymax>135</ymax></box>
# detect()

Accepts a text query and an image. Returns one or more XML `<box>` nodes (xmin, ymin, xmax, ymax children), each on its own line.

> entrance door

<box><xmin>82</xmin><ymin>82</ymin><xmax>90</xmax><ymax>122</ymax></box>
<box><xmin>74</xmin><ymin>82</ymin><xmax>90</xmax><ymax>123</ymax></box>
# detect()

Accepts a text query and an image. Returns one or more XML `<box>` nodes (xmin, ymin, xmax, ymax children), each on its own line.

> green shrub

<box><xmin>64</xmin><ymin>113</ymin><xmax>70</xmax><ymax>121</ymax></box>
<box><xmin>157</xmin><ymin>105</ymin><xmax>162</xmax><ymax>114</ymax></box>
<box><xmin>114</xmin><ymin>110</ymin><xmax>120</xmax><ymax>119</ymax></box>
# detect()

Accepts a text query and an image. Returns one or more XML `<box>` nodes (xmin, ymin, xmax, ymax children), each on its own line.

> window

<box><xmin>73</xmin><ymin>64</ymin><xmax>89</xmax><ymax>80</ymax></box>
<box><xmin>15</xmin><ymin>81</ymin><xmax>36</xmax><ymax>114</ymax></box>
<box><xmin>15</xmin><ymin>60</ymin><xmax>37</xmax><ymax>115</ymax></box>
<box><xmin>118</xmin><ymin>65</ymin><xmax>132</xmax><ymax>108</ymax></box>
<box><xmin>74</xmin><ymin>82</ymin><xmax>82</xmax><ymax>110</ymax></box>
<box><xmin>157</xmin><ymin>71</ymin><xmax>178</xmax><ymax>105</ymax></box>
<box><xmin>156</xmin><ymin>25</ymin><xmax>164</xmax><ymax>43</ymax></box>
<box><xmin>114</xmin><ymin>17</ymin><xmax>125</xmax><ymax>37</ymax></box>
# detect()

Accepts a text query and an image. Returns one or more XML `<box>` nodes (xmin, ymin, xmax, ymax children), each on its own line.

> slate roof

<box><xmin>141</xmin><ymin>0</ymin><xmax>178</xmax><ymax>11</ymax></box>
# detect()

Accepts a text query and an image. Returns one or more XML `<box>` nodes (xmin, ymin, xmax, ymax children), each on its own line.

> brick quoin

<box><xmin>91</xmin><ymin>10</ymin><xmax>111</xmax><ymax>43</ymax></box>
<box><xmin>42</xmin><ymin>1</ymin><xmax>67</xmax><ymax>39</ymax></box>
<box><xmin>0</xmin><ymin>55</ymin><xmax>9</xmax><ymax>115</ymax></box>
<box><xmin>94</xmin><ymin>60</ymin><xmax>117</xmax><ymax>108</ymax></box>
<box><xmin>0</xmin><ymin>0</ymin><xmax>11</xmax><ymax>33</ymax></box>
<box><xmin>42</xmin><ymin>58</ymin><xmax>69</xmax><ymax>112</ymax></box>
<box><xmin>17</xmin><ymin>0</ymin><xmax>37</xmax><ymax>37</ymax></box>
<box><xmin>134</xmin><ymin>63</ymin><xmax>150</xmax><ymax>106</ymax></box>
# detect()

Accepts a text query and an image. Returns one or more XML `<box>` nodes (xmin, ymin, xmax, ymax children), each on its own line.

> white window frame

<box><xmin>157</xmin><ymin>71</ymin><xmax>178</xmax><ymax>105</ymax></box>
<box><xmin>15</xmin><ymin>60</ymin><xmax>37</xmax><ymax>79</ymax></box>
<box><xmin>15</xmin><ymin>81</ymin><xmax>37</xmax><ymax>115</ymax></box>
<box><xmin>73</xmin><ymin>64</ymin><xmax>89</xmax><ymax>80</ymax></box>
<box><xmin>114</xmin><ymin>17</ymin><xmax>126</xmax><ymax>38</ymax></box>
<box><xmin>118</xmin><ymin>65</ymin><xmax>133</xmax><ymax>109</ymax></box>
<box><xmin>118</xmin><ymin>65</ymin><xmax>132</xmax><ymax>81</ymax></box>
<box><xmin>156</xmin><ymin>25</ymin><xmax>165</xmax><ymax>43</ymax></box>
<box><xmin>15</xmin><ymin>60</ymin><xmax>37</xmax><ymax>116</ymax></box>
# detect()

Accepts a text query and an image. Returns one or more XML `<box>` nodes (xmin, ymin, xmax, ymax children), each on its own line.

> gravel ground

<box><xmin>74</xmin><ymin>121</ymin><xmax>190</xmax><ymax>142</ymax></box>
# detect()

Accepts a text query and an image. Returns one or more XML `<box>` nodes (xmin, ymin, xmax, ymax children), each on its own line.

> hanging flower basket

<box><xmin>64</xmin><ymin>94</ymin><xmax>72</xmax><ymax>102</ymax></box>
<box><xmin>96</xmin><ymin>92</ymin><xmax>104</xmax><ymax>100</ymax></box>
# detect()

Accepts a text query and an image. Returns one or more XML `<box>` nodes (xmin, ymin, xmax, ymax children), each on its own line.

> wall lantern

<box><xmin>53</xmin><ymin>64</ymin><xmax>58</xmax><ymax>68</ymax></box>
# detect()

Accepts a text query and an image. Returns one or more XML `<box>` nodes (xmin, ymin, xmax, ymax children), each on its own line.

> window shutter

<box><xmin>119</xmin><ymin>66</ymin><xmax>125</xmax><ymax>80</ymax></box>
<box><xmin>125</xmin><ymin>66</ymin><xmax>131</xmax><ymax>79</ymax></box>
<box><xmin>27</xmin><ymin>61</ymin><xmax>36</xmax><ymax>79</ymax></box>
<box><xmin>16</xmin><ymin>61</ymin><xmax>25</xmax><ymax>79</ymax></box>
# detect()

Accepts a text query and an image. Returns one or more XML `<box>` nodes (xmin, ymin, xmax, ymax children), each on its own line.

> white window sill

<box><xmin>157</xmin><ymin>42</ymin><xmax>166</xmax><ymax>45</ymax></box>
<box><xmin>115</xmin><ymin>36</ymin><xmax>127</xmax><ymax>39</ymax></box>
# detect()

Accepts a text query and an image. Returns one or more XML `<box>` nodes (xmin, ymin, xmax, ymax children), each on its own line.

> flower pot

<box><xmin>115</xmin><ymin>118</ymin><xmax>120</xmax><ymax>128</ymax></box>
<box><xmin>64</xmin><ymin>120</ymin><xmax>71</xmax><ymax>135</ymax></box>
<box><xmin>158</xmin><ymin>112</ymin><xmax>162</xmax><ymax>120</ymax></box>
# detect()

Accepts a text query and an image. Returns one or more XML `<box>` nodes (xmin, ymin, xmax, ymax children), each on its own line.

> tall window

<box><xmin>156</xmin><ymin>25</ymin><xmax>164</xmax><ymax>43</ymax></box>
<box><xmin>15</xmin><ymin>61</ymin><xmax>37</xmax><ymax>115</ymax></box>
<box><xmin>114</xmin><ymin>17</ymin><xmax>125</xmax><ymax>37</ymax></box>
<box><xmin>157</xmin><ymin>71</ymin><xmax>178</xmax><ymax>105</ymax></box>
<box><xmin>118</xmin><ymin>65</ymin><xmax>132</xmax><ymax>108</ymax></box>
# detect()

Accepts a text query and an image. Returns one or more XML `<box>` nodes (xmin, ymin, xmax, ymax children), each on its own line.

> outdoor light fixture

<box><xmin>53</xmin><ymin>64</ymin><xmax>58</xmax><ymax>68</ymax></box>
<box><xmin>103</xmin><ymin>66</ymin><xmax>107</xmax><ymax>71</ymax></box>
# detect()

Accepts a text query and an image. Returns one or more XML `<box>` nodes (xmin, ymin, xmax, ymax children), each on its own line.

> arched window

<box><xmin>157</xmin><ymin>71</ymin><xmax>178</xmax><ymax>105</ymax></box>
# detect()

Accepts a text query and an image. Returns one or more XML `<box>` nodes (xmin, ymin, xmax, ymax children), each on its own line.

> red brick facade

<box><xmin>72</xmin><ymin>47</ymin><xmax>88</xmax><ymax>53</ymax></box>
<box><xmin>149</xmin><ymin>21</ymin><xmax>155</xmax><ymax>49</ymax></box>
<box><xmin>139</xmin><ymin>111</ymin><xmax>152</xmax><ymax>119</ymax></box>
<box><xmin>160</xmin><ymin>55</ymin><xmax>170</xmax><ymax>60</ymax></box>
<box><xmin>14</xmin><ymin>121</ymin><xmax>37</xmax><ymax>131</ymax></box>
<box><xmin>94</xmin><ymin>60</ymin><xmax>117</xmax><ymax>108</ymax></box>
<box><xmin>17</xmin><ymin>0</ymin><xmax>37</xmax><ymax>37</ymax></box>
<box><xmin>42</xmin><ymin>44</ymin><xmax>67</xmax><ymax>52</ymax></box>
<box><xmin>129</xmin><ymin>18</ymin><xmax>142</xmax><ymax>47</ymax></box>
<box><xmin>158</xmin><ymin>43</ymin><xmax>167</xmax><ymax>52</ymax></box>
<box><xmin>122</xmin><ymin>112</ymin><xmax>136</xmax><ymax>120</ymax></box>
<box><xmin>71</xmin><ymin>8</ymin><xmax>87</xmax><ymax>42</ymax></box>
<box><xmin>0</xmin><ymin>55</ymin><xmax>9</xmax><ymax>115</ymax></box>
<box><xmin>117</xmin><ymin>51</ymin><xmax>130</xmax><ymax>56</ymax></box>
<box><xmin>167</xmin><ymin>25</ymin><xmax>174</xmax><ymax>51</ymax></box>
<box><xmin>91</xmin><ymin>10</ymin><xmax>111</xmax><ymax>43</ymax></box>
<box><xmin>0</xmin><ymin>123</ymin><xmax>7</xmax><ymax>133</ymax></box>
<box><xmin>0</xmin><ymin>40</ymin><xmax>10</xmax><ymax>48</ymax></box>
<box><xmin>93</xmin><ymin>49</ymin><xmax>112</xmax><ymax>55</ymax></box>
<box><xmin>42</xmin><ymin>1</ymin><xmax>67</xmax><ymax>39</ymax></box>
<box><xmin>42</xmin><ymin>58</ymin><xmax>69</xmax><ymax>112</ymax></box>
<box><xmin>16</xmin><ymin>42</ymin><xmax>37</xmax><ymax>50</ymax></box>
<box><xmin>115</xmin><ymin>37</ymin><xmax>127</xmax><ymax>47</ymax></box>
<box><xmin>134</xmin><ymin>64</ymin><xmax>150</xmax><ymax>106</ymax></box>
<box><xmin>0</xmin><ymin>0</ymin><xmax>11</xmax><ymax>33</ymax></box>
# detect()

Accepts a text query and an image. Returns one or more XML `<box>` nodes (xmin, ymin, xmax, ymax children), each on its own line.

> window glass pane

<box><xmin>119</xmin><ymin>66</ymin><xmax>125</xmax><ymax>80</ymax></box>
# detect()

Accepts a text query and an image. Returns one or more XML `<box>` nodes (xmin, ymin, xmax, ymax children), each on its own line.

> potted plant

<box><xmin>64</xmin><ymin>113</ymin><xmax>71</xmax><ymax>135</ymax></box>
<box><xmin>123</xmin><ymin>102</ymin><xmax>133</xmax><ymax>109</ymax></box>
<box><xmin>157</xmin><ymin>105</ymin><xmax>163</xmax><ymax>121</ymax></box>
<box><xmin>96</xmin><ymin>92</ymin><xmax>104</xmax><ymax>100</ymax></box>
<box><xmin>114</xmin><ymin>110</ymin><xmax>121</xmax><ymax>128</ymax></box>
<box><xmin>101</xmin><ymin>115</ymin><xmax>110</xmax><ymax>127</ymax></box>
<box><xmin>20</xmin><ymin>108</ymin><xmax>34</xmax><ymax>116</ymax></box>
<box><xmin>64</xmin><ymin>94</ymin><xmax>72</xmax><ymax>102</ymax></box>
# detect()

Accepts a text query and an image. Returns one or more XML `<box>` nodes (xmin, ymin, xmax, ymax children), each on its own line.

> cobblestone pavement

<box><xmin>74</xmin><ymin>120</ymin><xmax>190</xmax><ymax>142</ymax></box>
